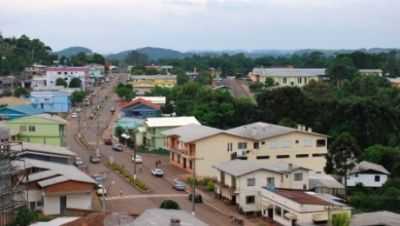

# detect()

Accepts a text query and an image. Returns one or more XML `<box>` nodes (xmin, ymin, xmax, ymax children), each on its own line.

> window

<box><xmin>256</xmin><ymin>155</ymin><xmax>270</xmax><ymax>159</ymax></box>
<box><xmin>375</xmin><ymin>175</ymin><xmax>380</xmax><ymax>182</ymax></box>
<box><xmin>267</xmin><ymin>177</ymin><xmax>275</xmax><ymax>187</ymax></box>
<box><xmin>295</xmin><ymin>140</ymin><xmax>299</xmax><ymax>144</ymax></box>
<box><xmin>19</xmin><ymin>125</ymin><xmax>27</xmax><ymax>132</ymax></box>
<box><xmin>298</xmin><ymin>77</ymin><xmax>302</xmax><ymax>84</ymax></box>
<box><xmin>283</xmin><ymin>210</ymin><xmax>290</xmax><ymax>220</ymax></box>
<box><xmin>227</xmin><ymin>143</ymin><xmax>233</xmax><ymax>152</ymax></box>
<box><xmin>261</xmin><ymin>141</ymin><xmax>265</xmax><ymax>145</ymax></box>
<box><xmin>303</xmin><ymin>139</ymin><xmax>312</xmax><ymax>147</ymax></box>
<box><xmin>246</xmin><ymin>196</ymin><xmax>255</xmax><ymax>204</ymax></box>
<box><xmin>238</xmin><ymin>142</ymin><xmax>247</xmax><ymax>149</ymax></box>
<box><xmin>177</xmin><ymin>154</ymin><xmax>181</xmax><ymax>164</ymax></box>
<box><xmin>247</xmin><ymin>178</ymin><xmax>256</xmax><ymax>187</ymax></box>
<box><xmin>296</xmin><ymin>154</ymin><xmax>309</xmax><ymax>158</ymax></box>
<box><xmin>275</xmin><ymin>206</ymin><xmax>282</xmax><ymax>216</ymax></box>
<box><xmin>277</xmin><ymin>155</ymin><xmax>290</xmax><ymax>159</ymax></box>
<box><xmin>28</xmin><ymin>125</ymin><xmax>36</xmax><ymax>132</ymax></box>
<box><xmin>283</xmin><ymin>78</ymin><xmax>287</xmax><ymax>84</ymax></box>
<box><xmin>253</xmin><ymin>142</ymin><xmax>259</xmax><ymax>149</ymax></box>
<box><xmin>312</xmin><ymin>153</ymin><xmax>327</xmax><ymax>157</ymax></box>
<box><xmin>316</xmin><ymin>139</ymin><xmax>326</xmax><ymax>147</ymax></box>
<box><xmin>294</xmin><ymin>173</ymin><xmax>303</xmax><ymax>181</ymax></box>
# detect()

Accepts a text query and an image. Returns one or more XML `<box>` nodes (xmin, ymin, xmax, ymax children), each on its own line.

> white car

<box><xmin>131</xmin><ymin>154</ymin><xmax>143</xmax><ymax>164</ymax></box>
<box><xmin>71</xmin><ymin>112</ymin><xmax>78</xmax><ymax>118</ymax></box>
<box><xmin>96</xmin><ymin>184</ymin><xmax>107</xmax><ymax>196</ymax></box>
<box><xmin>151</xmin><ymin>168</ymin><xmax>164</xmax><ymax>177</ymax></box>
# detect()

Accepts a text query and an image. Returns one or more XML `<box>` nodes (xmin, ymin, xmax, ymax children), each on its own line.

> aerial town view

<box><xmin>0</xmin><ymin>1</ymin><xmax>399</xmax><ymax>226</ymax></box>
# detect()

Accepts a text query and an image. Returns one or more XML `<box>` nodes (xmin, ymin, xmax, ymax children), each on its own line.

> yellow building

<box><xmin>129</xmin><ymin>75</ymin><xmax>177</xmax><ymax>95</ymax></box>
<box><xmin>248</xmin><ymin>68</ymin><xmax>326</xmax><ymax>87</ymax></box>
<box><xmin>162</xmin><ymin>122</ymin><xmax>328</xmax><ymax>177</ymax></box>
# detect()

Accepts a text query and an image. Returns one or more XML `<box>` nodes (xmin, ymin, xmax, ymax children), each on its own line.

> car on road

<box><xmin>188</xmin><ymin>193</ymin><xmax>203</xmax><ymax>203</ymax></box>
<box><xmin>151</xmin><ymin>168</ymin><xmax>164</xmax><ymax>177</ymax></box>
<box><xmin>173</xmin><ymin>179</ymin><xmax>186</xmax><ymax>191</ymax></box>
<box><xmin>71</xmin><ymin>112</ymin><xmax>78</xmax><ymax>118</ymax></box>
<box><xmin>74</xmin><ymin>157</ymin><xmax>84</xmax><ymax>167</ymax></box>
<box><xmin>90</xmin><ymin>155</ymin><xmax>101</xmax><ymax>164</ymax></box>
<box><xmin>103</xmin><ymin>137</ymin><xmax>113</xmax><ymax>145</ymax></box>
<box><xmin>131</xmin><ymin>154</ymin><xmax>143</xmax><ymax>164</ymax></box>
<box><xmin>92</xmin><ymin>174</ymin><xmax>106</xmax><ymax>183</ymax></box>
<box><xmin>112</xmin><ymin>143</ymin><xmax>123</xmax><ymax>152</ymax></box>
<box><xmin>96</xmin><ymin>184</ymin><xmax>107</xmax><ymax>196</ymax></box>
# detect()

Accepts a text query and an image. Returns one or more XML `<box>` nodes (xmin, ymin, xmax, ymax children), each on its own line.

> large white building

<box><xmin>248</xmin><ymin>68</ymin><xmax>326</xmax><ymax>87</ymax></box>
<box><xmin>345</xmin><ymin>161</ymin><xmax>390</xmax><ymax>188</ymax></box>
<box><xmin>46</xmin><ymin>67</ymin><xmax>91</xmax><ymax>90</ymax></box>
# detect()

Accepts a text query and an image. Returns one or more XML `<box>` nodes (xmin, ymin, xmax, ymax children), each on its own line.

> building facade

<box><xmin>6</xmin><ymin>114</ymin><xmax>67</xmax><ymax>146</ymax></box>
<box><xmin>46</xmin><ymin>67</ymin><xmax>90</xmax><ymax>90</ymax></box>
<box><xmin>30</xmin><ymin>90</ymin><xmax>71</xmax><ymax>113</ymax></box>
<box><xmin>120</xmin><ymin>98</ymin><xmax>161</xmax><ymax>119</ymax></box>
<box><xmin>129</xmin><ymin>75</ymin><xmax>177</xmax><ymax>95</ymax></box>
<box><xmin>346</xmin><ymin>161</ymin><xmax>390</xmax><ymax>188</ymax></box>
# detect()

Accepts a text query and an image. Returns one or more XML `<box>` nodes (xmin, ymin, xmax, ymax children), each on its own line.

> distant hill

<box><xmin>107</xmin><ymin>47</ymin><xmax>185</xmax><ymax>61</ymax></box>
<box><xmin>56</xmin><ymin>46</ymin><xmax>92</xmax><ymax>57</ymax></box>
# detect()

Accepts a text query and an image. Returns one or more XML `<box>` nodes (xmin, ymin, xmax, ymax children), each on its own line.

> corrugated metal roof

<box><xmin>128</xmin><ymin>209</ymin><xmax>208</xmax><ymax>226</ymax></box>
<box><xmin>12</xmin><ymin>142</ymin><xmax>76</xmax><ymax>157</ymax></box>
<box><xmin>162</xmin><ymin>124</ymin><xmax>223</xmax><ymax>143</ymax></box>
<box><xmin>5</xmin><ymin>104</ymin><xmax>44</xmax><ymax>115</ymax></box>
<box><xmin>308</xmin><ymin>172</ymin><xmax>344</xmax><ymax>189</ymax></box>
<box><xmin>252</xmin><ymin>68</ymin><xmax>326</xmax><ymax>77</ymax></box>
<box><xmin>350</xmin><ymin>161</ymin><xmax>390</xmax><ymax>175</ymax></box>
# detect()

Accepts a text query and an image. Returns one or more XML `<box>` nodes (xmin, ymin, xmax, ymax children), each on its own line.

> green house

<box><xmin>6</xmin><ymin>114</ymin><xmax>67</xmax><ymax>146</ymax></box>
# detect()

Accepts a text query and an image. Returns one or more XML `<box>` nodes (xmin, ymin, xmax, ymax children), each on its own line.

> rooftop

<box><xmin>129</xmin><ymin>75</ymin><xmax>177</xmax><ymax>79</ymax></box>
<box><xmin>133</xmin><ymin>96</ymin><xmax>166</xmax><ymax>105</ymax></box>
<box><xmin>351</xmin><ymin>211</ymin><xmax>400</xmax><ymax>226</ymax></box>
<box><xmin>126</xmin><ymin>209</ymin><xmax>208</xmax><ymax>226</ymax></box>
<box><xmin>308</xmin><ymin>172</ymin><xmax>344</xmax><ymax>190</ymax></box>
<box><xmin>272</xmin><ymin>189</ymin><xmax>333</xmax><ymax>206</ymax></box>
<box><xmin>11</xmin><ymin>142</ymin><xmax>76</xmax><ymax>157</ymax></box>
<box><xmin>47</xmin><ymin>66</ymin><xmax>88</xmax><ymax>72</ymax></box>
<box><xmin>145</xmin><ymin>116</ymin><xmax>200</xmax><ymax>128</ymax></box>
<box><xmin>30</xmin><ymin>217</ymin><xmax>79</xmax><ymax>226</ymax></box>
<box><xmin>120</xmin><ymin>98</ymin><xmax>161</xmax><ymax>110</ymax></box>
<box><xmin>0</xmin><ymin>97</ymin><xmax>31</xmax><ymax>106</ymax></box>
<box><xmin>0</xmin><ymin>104</ymin><xmax>44</xmax><ymax>115</ymax></box>
<box><xmin>350</xmin><ymin>161</ymin><xmax>390</xmax><ymax>175</ymax></box>
<box><xmin>213</xmin><ymin>160</ymin><xmax>308</xmax><ymax>177</ymax></box>
<box><xmin>252</xmin><ymin>68</ymin><xmax>326</xmax><ymax>77</ymax></box>
<box><xmin>162</xmin><ymin>124</ymin><xmax>223</xmax><ymax>143</ymax></box>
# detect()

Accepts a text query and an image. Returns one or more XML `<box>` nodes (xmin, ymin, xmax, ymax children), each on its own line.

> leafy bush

<box><xmin>160</xmin><ymin>200</ymin><xmax>180</xmax><ymax>210</ymax></box>
<box><xmin>206</xmin><ymin>180</ymin><xmax>215</xmax><ymax>192</ymax></box>
<box><xmin>12</xmin><ymin>207</ymin><xmax>38</xmax><ymax>226</ymax></box>
<box><xmin>106</xmin><ymin>161</ymin><xmax>149</xmax><ymax>192</ymax></box>
<box><xmin>13</xmin><ymin>87</ymin><xmax>29</xmax><ymax>97</ymax></box>
<box><xmin>332</xmin><ymin>213</ymin><xmax>350</xmax><ymax>226</ymax></box>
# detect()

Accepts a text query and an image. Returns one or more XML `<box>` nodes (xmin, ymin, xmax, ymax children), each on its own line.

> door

<box><xmin>268</xmin><ymin>208</ymin><xmax>273</xmax><ymax>218</ymax></box>
<box><xmin>60</xmin><ymin>196</ymin><xmax>67</xmax><ymax>215</ymax></box>
<box><xmin>183</xmin><ymin>158</ymin><xmax>187</xmax><ymax>169</ymax></box>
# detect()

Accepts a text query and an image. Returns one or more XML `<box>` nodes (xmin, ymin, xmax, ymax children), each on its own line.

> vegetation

<box><xmin>160</xmin><ymin>200</ymin><xmax>180</xmax><ymax>210</ymax></box>
<box><xmin>13</xmin><ymin>86</ymin><xmax>29</xmax><ymax>97</ymax></box>
<box><xmin>125</xmin><ymin>51</ymin><xmax>149</xmax><ymax>66</ymax></box>
<box><xmin>114</xmin><ymin>83</ymin><xmax>136</xmax><ymax>101</ymax></box>
<box><xmin>106</xmin><ymin>161</ymin><xmax>149</xmax><ymax>192</ymax></box>
<box><xmin>331</xmin><ymin>213</ymin><xmax>351</xmax><ymax>226</ymax></box>
<box><xmin>69</xmin><ymin>77</ymin><xmax>82</xmax><ymax>88</ymax></box>
<box><xmin>11</xmin><ymin>207</ymin><xmax>38</xmax><ymax>226</ymax></box>
<box><xmin>59</xmin><ymin>52</ymin><xmax>105</xmax><ymax>66</ymax></box>
<box><xmin>71</xmin><ymin>91</ymin><xmax>86</xmax><ymax>105</ymax></box>
<box><xmin>55</xmin><ymin>78</ymin><xmax>68</xmax><ymax>87</ymax></box>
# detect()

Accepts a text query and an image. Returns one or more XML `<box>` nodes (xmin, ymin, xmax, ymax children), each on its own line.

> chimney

<box><xmin>170</xmin><ymin>218</ymin><xmax>181</xmax><ymax>226</ymax></box>
<box><xmin>307</xmin><ymin>127</ymin><xmax>312</xmax><ymax>133</ymax></box>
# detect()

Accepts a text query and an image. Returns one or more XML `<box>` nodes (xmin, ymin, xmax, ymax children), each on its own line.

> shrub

<box><xmin>106</xmin><ymin>161</ymin><xmax>149</xmax><ymax>192</ymax></box>
<box><xmin>206</xmin><ymin>180</ymin><xmax>215</xmax><ymax>192</ymax></box>
<box><xmin>332</xmin><ymin>213</ymin><xmax>350</xmax><ymax>226</ymax></box>
<box><xmin>12</xmin><ymin>207</ymin><xmax>38</xmax><ymax>226</ymax></box>
<box><xmin>160</xmin><ymin>200</ymin><xmax>180</xmax><ymax>210</ymax></box>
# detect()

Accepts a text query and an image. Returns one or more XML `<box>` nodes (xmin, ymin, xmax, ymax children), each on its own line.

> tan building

<box><xmin>129</xmin><ymin>75</ymin><xmax>177</xmax><ymax>95</ymax></box>
<box><xmin>162</xmin><ymin>122</ymin><xmax>328</xmax><ymax>177</ymax></box>
<box><xmin>213</xmin><ymin>160</ymin><xmax>310</xmax><ymax>213</ymax></box>
<box><xmin>248</xmin><ymin>68</ymin><xmax>326</xmax><ymax>87</ymax></box>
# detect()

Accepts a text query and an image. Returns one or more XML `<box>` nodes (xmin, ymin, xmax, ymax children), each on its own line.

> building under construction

<box><xmin>0</xmin><ymin>127</ymin><xmax>25</xmax><ymax>226</ymax></box>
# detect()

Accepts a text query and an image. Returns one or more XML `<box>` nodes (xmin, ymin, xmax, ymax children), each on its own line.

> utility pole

<box><xmin>95</xmin><ymin>90</ymin><xmax>100</xmax><ymax>157</ymax></box>
<box><xmin>191</xmin><ymin>157</ymin><xmax>203</xmax><ymax>216</ymax></box>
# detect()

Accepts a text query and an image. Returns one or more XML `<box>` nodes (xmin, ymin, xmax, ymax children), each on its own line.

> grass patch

<box><xmin>106</xmin><ymin>161</ymin><xmax>150</xmax><ymax>192</ymax></box>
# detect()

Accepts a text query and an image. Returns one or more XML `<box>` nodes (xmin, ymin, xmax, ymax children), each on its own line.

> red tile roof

<box><xmin>120</xmin><ymin>98</ymin><xmax>161</xmax><ymax>110</ymax></box>
<box><xmin>275</xmin><ymin>189</ymin><xmax>332</xmax><ymax>206</ymax></box>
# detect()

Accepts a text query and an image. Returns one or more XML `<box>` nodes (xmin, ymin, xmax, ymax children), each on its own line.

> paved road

<box><xmin>221</xmin><ymin>78</ymin><xmax>253</xmax><ymax>98</ymax></box>
<box><xmin>64</xmin><ymin>73</ymin><xmax>244</xmax><ymax>226</ymax></box>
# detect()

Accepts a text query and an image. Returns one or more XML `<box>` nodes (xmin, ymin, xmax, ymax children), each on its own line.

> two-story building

<box><xmin>129</xmin><ymin>75</ymin><xmax>177</xmax><ymax>95</ymax></box>
<box><xmin>46</xmin><ymin>67</ymin><xmax>90</xmax><ymax>90</ymax></box>
<box><xmin>163</xmin><ymin>122</ymin><xmax>328</xmax><ymax>177</ymax></box>
<box><xmin>213</xmin><ymin>160</ymin><xmax>310</xmax><ymax>213</ymax></box>
<box><xmin>30</xmin><ymin>90</ymin><xmax>71</xmax><ymax>113</ymax></box>
<box><xmin>144</xmin><ymin>116</ymin><xmax>200</xmax><ymax>151</ymax></box>
<box><xmin>248</xmin><ymin>68</ymin><xmax>326</xmax><ymax>87</ymax></box>
<box><xmin>345</xmin><ymin>161</ymin><xmax>390</xmax><ymax>188</ymax></box>
<box><xmin>120</xmin><ymin>98</ymin><xmax>161</xmax><ymax>119</ymax></box>
<box><xmin>5</xmin><ymin>114</ymin><xmax>67</xmax><ymax>146</ymax></box>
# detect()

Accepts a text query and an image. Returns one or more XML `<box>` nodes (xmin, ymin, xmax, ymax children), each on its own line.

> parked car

<box><xmin>173</xmin><ymin>179</ymin><xmax>186</xmax><ymax>191</ymax></box>
<box><xmin>92</xmin><ymin>174</ymin><xmax>106</xmax><ymax>184</ymax></box>
<box><xmin>90</xmin><ymin>155</ymin><xmax>101</xmax><ymax>164</ymax></box>
<box><xmin>103</xmin><ymin>137</ymin><xmax>113</xmax><ymax>145</ymax></box>
<box><xmin>188</xmin><ymin>193</ymin><xmax>203</xmax><ymax>203</ymax></box>
<box><xmin>112</xmin><ymin>143</ymin><xmax>123</xmax><ymax>152</ymax></box>
<box><xmin>96</xmin><ymin>184</ymin><xmax>107</xmax><ymax>196</ymax></box>
<box><xmin>131</xmin><ymin>154</ymin><xmax>143</xmax><ymax>164</ymax></box>
<box><xmin>71</xmin><ymin>112</ymin><xmax>78</xmax><ymax>118</ymax></box>
<box><xmin>151</xmin><ymin>168</ymin><xmax>164</xmax><ymax>177</ymax></box>
<box><xmin>110</xmin><ymin>107</ymin><xmax>115</xmax><ymax>113</ymax></box>
<box><xmin>74</xmin><ymin>157</ymin><xmax>84</xmax><ymax>167</ymax></box>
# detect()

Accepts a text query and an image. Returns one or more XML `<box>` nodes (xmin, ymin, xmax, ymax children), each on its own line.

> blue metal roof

<box><xmin>6</xmin><ymin>104</ymin><xmax>44</xmax><ymax>115</ymax></box>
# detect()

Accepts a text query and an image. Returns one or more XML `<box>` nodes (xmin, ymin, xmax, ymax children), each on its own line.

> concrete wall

<box><xmin>67</xmin><ymin>193</ymin><xmax>92</xmax><ymax>210</ymax></box>
<box><xmin>347</xmin><ymin>173</ymin><xmax>388</xmax><ymax>187</ymax></box>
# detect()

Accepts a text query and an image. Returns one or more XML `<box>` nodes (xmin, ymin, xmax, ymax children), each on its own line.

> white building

<box><xmin>133</xmin><ymin>96</ymin><xmax>166</xmax><ymax>105</ymax></box>
<box><xmin>248</xmin><ymin>68</ymin><xmax>326</xmax><ymax>87</ymax></box>
<box><xmin>46</xmin><ymin>67</ymin><xmax>90</xmax><ymax>90</ymax></box>
<box><xmin>259</xmin><ymin>188</ymin><xmax>350</xmax><ymax>226</ymax></box>
<box><xmin>358</xmin><ymin>69</ymin><xmax>383</xmax><ymax>77</ymax></box>
<box><xmin>12</xmin><ymin>158</ymin><xmax>96</xmax><ymax>215</ymax></box>
<box><xmin>213</xmin><ymin>160</ymin><xmax>310</xmax><ymax>213</ymax></box>
<box><xmin>345</xmin><ymin>161</ymin><xmax>390</xmax><ymax>188</ymax></box>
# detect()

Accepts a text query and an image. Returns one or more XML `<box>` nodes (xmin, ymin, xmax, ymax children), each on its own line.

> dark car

<box><xmin>90</xmin><ymin>155</ymin><xmax>101</xmax><ymax>164</ymax></box>
<box><xmin>103</xmin><ymin>138</ymin><xmax>113</xmax><ymax>145</ymax></box>
<box><xmin>188</xmin><ymin>193</ymin><xmax>203</xmax><ymax>203</ymax></box>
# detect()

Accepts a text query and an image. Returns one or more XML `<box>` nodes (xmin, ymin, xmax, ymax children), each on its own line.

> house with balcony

<box><xmin>248</xmin><ymin>68</ymin><xmax>326</xmax><ymax>87</ymax></box>
<box><xmin>345</xmin><ymin>161</ymin><xmax>390</xmax><ymax>188</ymax></box>
<box><xmin>213</xmin><ymin>160</ymin><xmax>310</xmax><ymax>213</ymax></box>
<box><xmin>30</xmin><ymin>90</ymin><xmax>71</xmax><ymax>113</ymax></box>
<box><xmin>162</xmin><ymin>122</ymin><xmax>328</xmax><ymax>177</ymax></box>
<box><xmin>259</xmin><ymin>188</ymin><xmax>350</xmax><ymax>226</ymax></box>
<box><xmin>144</xmin><ymin>116</ymin><xmax>200</xmax><ymax>151</ymax></box>
<box><xmin>12</xmin><ymin>158</ymin><xmax>96</xmax><ymax>215</ymax></box>
<box><xmin>5</xmin><ymin>114</ymin><xmax>67</xmax><ymax>146</ymax></box>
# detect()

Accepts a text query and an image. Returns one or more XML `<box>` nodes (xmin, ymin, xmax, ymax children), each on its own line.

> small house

<box><xmin>345</xmin><ymin>161</ymin><xmax>390</xmax><ymax>188</ymax></box>
<box><xmin>120</xmin><ymin>98</ymin><xmax>161</xmax><ymax>119</ymax></box>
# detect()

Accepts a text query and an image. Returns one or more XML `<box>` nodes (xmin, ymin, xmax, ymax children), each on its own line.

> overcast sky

<box><xmin>1</xmin><ymin>0</ymin><xmax>399</xmax><ymax>53</ymax></box>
